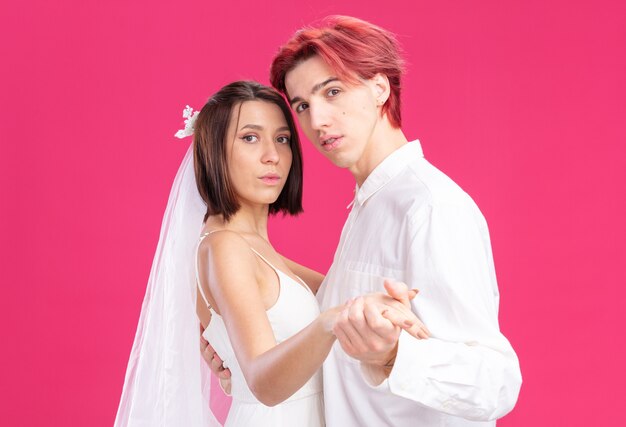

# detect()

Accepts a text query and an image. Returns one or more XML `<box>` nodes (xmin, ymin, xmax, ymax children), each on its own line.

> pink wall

<box><xmin>1</xmin><ymin>0</ymin><xmax>625</xmax><ymax>425</ymax></box>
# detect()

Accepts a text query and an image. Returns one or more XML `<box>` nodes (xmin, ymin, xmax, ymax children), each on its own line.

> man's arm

<box><xmin>334</xmin><ymin>202</ymin><xmax>522</xmax><ymax>421</ymax></box>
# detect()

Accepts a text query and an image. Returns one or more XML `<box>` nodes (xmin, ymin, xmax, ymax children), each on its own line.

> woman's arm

<box><xmin>199</xmin><ymin>231</ymin><xmax>336</xmax><ymax>406</ymax></box>
<box><xmin>199</xmin><ymin>231</ymin><xmax>426</xmax><ymax>406</ymax></box>
<box><xmin>280</xmin><ymin>256</ymin><xmax>325</xmax><ymax>294</ymax></box>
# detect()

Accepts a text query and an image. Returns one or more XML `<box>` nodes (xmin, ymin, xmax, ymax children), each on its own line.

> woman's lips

<box><xmin>260</xmin><ymin>174</ymin><xmax>281</xmax><ymax>185</ymax></box>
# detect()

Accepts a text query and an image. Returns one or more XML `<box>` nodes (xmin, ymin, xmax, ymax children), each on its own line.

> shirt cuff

<box><xmin>359</xmin><ymin>362</ymin><xmax>392</xmax><ymax>391</ymax></box>
<box><xmin>387</xmin><ymin>329</ymin><xmax>432</xmax><ymax>402</ymax></box>
<box><xmin>360</xmin><ymin>330</ymin><xmax>430</xmax><ymax>394</ymax></box>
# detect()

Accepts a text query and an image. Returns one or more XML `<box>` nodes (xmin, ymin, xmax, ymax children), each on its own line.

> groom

<box><xmin>205</xmin><ymin>16</ymin><xmax>522</xmax><ymax>426</ymax></box>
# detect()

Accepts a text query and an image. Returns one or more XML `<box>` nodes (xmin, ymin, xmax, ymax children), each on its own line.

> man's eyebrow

<box><xmin>289</xmin><ymin>77</ymin><xmax>339</xmax><ymax>106</ymax></box>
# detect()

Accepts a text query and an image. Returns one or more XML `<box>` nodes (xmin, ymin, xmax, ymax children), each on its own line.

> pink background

<box><xmin>1</xmin><ymin>0</ymin><xmax>625</xmax><ymax>425</ymax></box>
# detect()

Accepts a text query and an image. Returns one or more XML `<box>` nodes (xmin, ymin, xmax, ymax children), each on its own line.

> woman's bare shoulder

<box><xmin>198</xmin><ymin>230</ymin><xmax>256</xmax><ymax>277</ymax></box>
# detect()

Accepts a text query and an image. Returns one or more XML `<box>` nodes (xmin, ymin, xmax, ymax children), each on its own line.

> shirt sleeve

<box><xmin>367</xmin><ymin>200</ymin><xmax>522</xmax><ymax>421</ymax></box>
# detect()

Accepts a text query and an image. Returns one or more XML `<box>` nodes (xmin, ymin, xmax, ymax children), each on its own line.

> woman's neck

<box><xmin>206</xmin><ymin>203</ymin><xmax>270</xmax><ymax>241</ymax></box>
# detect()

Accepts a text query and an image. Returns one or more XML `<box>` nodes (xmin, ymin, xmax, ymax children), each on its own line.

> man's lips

<box><xmin>320</xmin><ymin>135</ymin><xmax>342</xmax><ymax>146</ymax></box>
<box><xmin>320</xmin><ymin>135</ymin><xmax>343</xmax><ymax>152</ymax></box>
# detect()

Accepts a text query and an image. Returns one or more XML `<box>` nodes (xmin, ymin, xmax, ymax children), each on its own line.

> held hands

<box><xmin>200</xmin><ymin>280</ymin><xmax>429</xmax><ymax>385</ymax></box>
<box><xmin>333</xmin><ymin>280</ymin><xmax>430</xmax><ymax>369</ymax></box>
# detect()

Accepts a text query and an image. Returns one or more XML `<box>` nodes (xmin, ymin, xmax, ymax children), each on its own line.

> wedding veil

<box><xmin>114</xmin><ymin>145</ymin><xmax>221</xmax><ymax>426</ymax></box>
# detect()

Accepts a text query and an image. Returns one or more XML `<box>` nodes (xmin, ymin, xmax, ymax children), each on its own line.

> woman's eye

<box><xmin>276</xmin><ymin>136</ymin><xmax>291</xmax><ymax>144</ymax></box>
<box><xmin>327</xmin><ymin>88</ymin><xmax>340</xmax><ymax>97</ymax></box>
<box><xmin>242</xmin><ymin>135</ymin><xmax>258</xmax><ymax>143</ymax></box>
<box><xmin>295</xmin><ymin>102</ymin><xmax>309</xmax><ymax>113</ymax></box>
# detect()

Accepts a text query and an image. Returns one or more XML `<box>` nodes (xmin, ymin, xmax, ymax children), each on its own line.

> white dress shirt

<box><xmin>317</xmin><ymin>140</ymin><xmax>522</xmax><ymax>426</ymax></box>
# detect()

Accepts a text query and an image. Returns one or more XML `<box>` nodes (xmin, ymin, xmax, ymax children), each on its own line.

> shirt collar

<box><xmin>353</xmin><ymin>139</ymin><xmax>424</xmax><ymax>207</ymax></box>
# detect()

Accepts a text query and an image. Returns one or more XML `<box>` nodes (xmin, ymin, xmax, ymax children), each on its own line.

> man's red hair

<box><xmin>270</xmin><ymin>15</ymin><xmax>405</xmax><ymax>128</ymax></box>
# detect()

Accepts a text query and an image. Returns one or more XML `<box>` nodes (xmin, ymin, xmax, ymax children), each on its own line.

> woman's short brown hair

<box><xmin>193</xmin><ymin>81</ymin><xmax>303</xmax><ymax>222</ymax></box>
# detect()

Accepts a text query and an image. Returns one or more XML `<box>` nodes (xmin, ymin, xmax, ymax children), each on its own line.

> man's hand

<box><xmin>200</xmin><ymin>323</ymin><xmax>232</xmax><ymax>394</ymax></box>
<box><xmin>332</xmin><ymin>280</ymin><xmax>429</xmax><ymax>369</ymax></box>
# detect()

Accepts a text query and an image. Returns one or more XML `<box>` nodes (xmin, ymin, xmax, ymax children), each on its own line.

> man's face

<box><xmin>284</xmin><ymin>55</ymin><xmax>380</xmax><ymax>170</ymax></box>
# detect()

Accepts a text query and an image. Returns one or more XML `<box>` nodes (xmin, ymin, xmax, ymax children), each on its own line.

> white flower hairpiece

<box><xmin>174</xmin><ymin>105</ymin><xmax>200</xmax><ymax>138</ymax></box>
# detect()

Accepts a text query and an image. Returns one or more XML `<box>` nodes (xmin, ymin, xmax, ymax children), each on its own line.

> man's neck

<box><xmin>350</xmin><ymin>125</ymin><xmax>409</xmax><ymax>187</ymax></box>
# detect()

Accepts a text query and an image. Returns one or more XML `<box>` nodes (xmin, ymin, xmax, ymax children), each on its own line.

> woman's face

<box><xmin>225</xmin><ymin>100</ymin><xmax>293</xmax><ymax>209</ymax></box>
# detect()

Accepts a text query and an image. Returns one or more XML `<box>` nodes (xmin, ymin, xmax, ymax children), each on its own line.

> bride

<box><xmin>115</xmin><ymin>81</ymin><xmax>427</xmax><ymax>426</ymax></box>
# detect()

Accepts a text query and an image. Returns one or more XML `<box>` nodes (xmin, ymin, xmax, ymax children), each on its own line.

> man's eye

<box><xmin>296</xmin><ymin>103</ymin><xmax>309</xmax><ymax>113</ymax></box>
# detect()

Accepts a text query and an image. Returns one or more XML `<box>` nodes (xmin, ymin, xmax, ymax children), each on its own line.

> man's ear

<box><xmin>371</xmin><ymin>73</ymin><xmax>391</xmax><ymax>106</ymax></box>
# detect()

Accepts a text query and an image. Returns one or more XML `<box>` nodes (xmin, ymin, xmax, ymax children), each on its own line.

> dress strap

<box><xmin>249</xmin><ymin>247</ymin><xmax>311</xmax><ymax>292</ymax></box>
<box><xmin>195</xmin><ymin>230</ymin><xmax>222</xmax><ymax>310</ymax></box>
<box><xmin>248</xmin><ymin>247</ymin><xmax>280</xmax><ymax>273</ymax></box>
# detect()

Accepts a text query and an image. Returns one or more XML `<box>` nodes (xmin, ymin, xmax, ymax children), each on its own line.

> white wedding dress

<box><xmin>197</xmin><ymin>231</ymin><xmax>325</xmax><ymax>427</ymax></box>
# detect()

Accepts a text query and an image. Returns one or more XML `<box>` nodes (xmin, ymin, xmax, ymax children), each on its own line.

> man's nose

<box><xmin>309</xmin><ymin>103</ymin><xmax>331</xmax><ymax>131</ymax></box>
